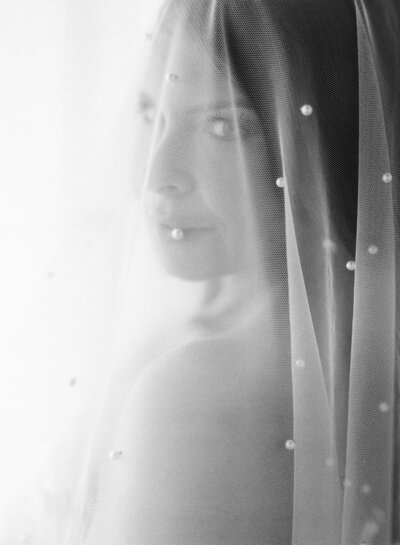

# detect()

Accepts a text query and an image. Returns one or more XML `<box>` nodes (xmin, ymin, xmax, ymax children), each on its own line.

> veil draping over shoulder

<box><xmin>8</xmin><ymin>0</ymin><xmax>397</xmax><ymax>544</ymax></box>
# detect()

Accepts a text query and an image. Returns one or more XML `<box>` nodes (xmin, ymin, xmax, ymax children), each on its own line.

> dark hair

<box><xmin>158</xmin><ymin>0</ymin><xmax>359</xmax><ymax>253</ymax></box>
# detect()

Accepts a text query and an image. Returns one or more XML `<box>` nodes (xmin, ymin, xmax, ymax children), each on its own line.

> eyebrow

<box><xmin>138</xmin><ymin>91</ymin><xmax>254</xmax><ymax>115</ymax></box>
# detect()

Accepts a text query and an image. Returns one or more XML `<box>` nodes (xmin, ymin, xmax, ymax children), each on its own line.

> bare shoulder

<box><xmin>138</xmin><ymin>324</ymin><xmax>275</xmax><ymax>380</ymax></box>
<box><xmin>127</xmin><ymin>332</ymin><xmax>289</xmax><ymax>422</ymax></box>
<box><xmin>112</xmin><ymin>336</ymin><xmax>293</xmax><ymax>545</ymax></box>
<box><xmin>131</xmin><ymin>337</ymin><xmax>244</xmax><ymax>408</ymax></box>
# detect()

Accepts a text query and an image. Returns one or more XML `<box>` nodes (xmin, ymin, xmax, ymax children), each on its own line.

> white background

<box><xmin>0</xmin><ymin>1</ymin><xmax>160</xmax><ymax>542</ymax></box>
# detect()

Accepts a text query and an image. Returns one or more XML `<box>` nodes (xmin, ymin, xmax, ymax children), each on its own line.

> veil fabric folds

<box><xmin>55</xmin><ymin>0</ymin><xmax>400</xmax><ymax>544</ymax></box>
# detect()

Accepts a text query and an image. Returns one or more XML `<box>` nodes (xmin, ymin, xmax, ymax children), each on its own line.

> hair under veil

<box><xmin>60</xmin><ymin>1</ymin><xmax>400</xmax><ymax>544</ymax></box>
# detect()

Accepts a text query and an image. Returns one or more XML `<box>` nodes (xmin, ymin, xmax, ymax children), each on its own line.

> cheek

<box><xmin>199</xmin><ymin>141</ymin><xmax>252</xmax><ymax>228</ymax></box>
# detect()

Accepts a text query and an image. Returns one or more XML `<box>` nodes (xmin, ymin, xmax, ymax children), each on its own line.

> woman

<box><xmin>65</xmin><ymin>0</ymin><xmax>400</xmax><ymax>543</ymax></box>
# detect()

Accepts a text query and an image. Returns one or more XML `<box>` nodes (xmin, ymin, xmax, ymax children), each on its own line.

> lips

<box><xmin>160</xmin><ymin>222</ymin><xmax>214</xmax><ymax>232</ymax></box>
<box><xmin>144</xmin><ymin>194</ymin><xmax>218</xmax><ymax>246</ymax></box>
<box><xmin>157</xmin><ymin>222</ymin><xmax>215</xmax><ymax>243</ymax></box>
<box><xmin>155</xmin><ymin>213</ymin><xmax>216</xmax><ymax>230</ymax></box>
<box><xmin>145</xmin><ymin>195</ymin><xmax>215</xmax><ymax>230</ymax></box>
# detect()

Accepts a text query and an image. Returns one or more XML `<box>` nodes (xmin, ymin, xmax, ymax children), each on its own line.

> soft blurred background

<box><xmin>0</xmin><ymin>1</ymin><xmax>159</xmax><ymax>542</ymax></box>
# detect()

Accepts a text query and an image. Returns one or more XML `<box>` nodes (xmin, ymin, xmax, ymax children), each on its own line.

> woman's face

<box><xmin>137</xmin><ymin>25</ymin><xmax>268</xmax><ymax>281</ymax></box>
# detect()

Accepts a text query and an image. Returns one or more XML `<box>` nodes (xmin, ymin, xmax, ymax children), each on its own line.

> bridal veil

<box><xmin>2</xmin><ymin>0</ymin><xmax>399</xmax><ymax>544</ymax></box>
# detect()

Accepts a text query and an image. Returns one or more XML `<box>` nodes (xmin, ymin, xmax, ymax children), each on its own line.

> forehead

<box><xmin>143</xmin><ymin>25</ymin><xmax>246</xmax><ymax>108</ymax></box>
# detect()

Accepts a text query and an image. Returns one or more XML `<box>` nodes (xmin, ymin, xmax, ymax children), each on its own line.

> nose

<box><xmin>145</xmin><ymin>128</ymin><xmax>196</xmax><ymax>196</ymax></box>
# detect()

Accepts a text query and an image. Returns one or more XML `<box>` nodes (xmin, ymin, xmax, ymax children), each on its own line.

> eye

<box><xmin>208</xmin><ymin>117</ymin><xmax>235</xmax><ymax>139</ymax></box>
<box><xmin>205</xmin><ymin>110</ymin><xmax>261</xmax><ymax>141</ymax></box>
<box><xmin>205</xmin><ymin>116</ymin><xmax>236</xmax><ymax>140</ymax></box>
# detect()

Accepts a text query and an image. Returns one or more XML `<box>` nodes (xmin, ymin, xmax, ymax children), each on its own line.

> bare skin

<box><xmin>85</xmin><ymin>297</ymin><xmax>293</xmax><ymax>545</ymax></box>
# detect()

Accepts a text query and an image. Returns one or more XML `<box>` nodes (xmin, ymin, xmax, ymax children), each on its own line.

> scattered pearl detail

<box><xmin>346</xmin><ymin>260</ymin><xmax>356</xmax><ymax>271</ymax></box>
<box><xmin>300</xmin><ymin>104</ymin><xmax>313</xmax><ymax>116</ymax></box>
<box><xmin>361</xmin><ymin>520</ymin><xmax>380</xmax><ymax>541</ymax></box>
<box><xmin>285</xmin><ymin>439</ymin><xmax>295</xmax><ymax>450</ymax></box>
<box><xmin>325</xmin><ymin>457</ymin><xmax>335</xmax><ymax>468</ymax></box>
<box><xmin>109</xmin><ymin>450</ymin><xmax>123</xmax><ymax>460</ymax></box>
<box><xmin>382</xmin><ymin>172</ymin><xmax>393</xmax><ymax>184</ymax></box>
<box><xmin>276</xmin><ymin>177</ymin><xmax>286</xmax><ymax>188</ymax></box>
<box><xmin>322</xmin><ymin>239</ymin><xmax>337</xmax><ymax>252</ymax></box>
<box><xmin>166</xmin><ymin>73</ymin><xmax>178</xmax><ymax>82</ymax></box>
<box><xmin>368</xmin><ymin>245</ymin><xmax>379</xmax><ymax>255</ymax></box>
<box><xmin>294</xmin><ymin>359</ymin><xmax>306</xmax><ymax>369</ymax></box>
<box><xmin>379</xmin><ymin>402</ymin><xmax>390</xmax><ymax>413</ymax></box>
<box><xmin>361</xmin><ymin>484</ymin><xmax>372</xmax><ymax>495</ymax></box>
<box><xmin>171</xmin><ymin>228</ymin><xmax>184</xmax><ymax>241</ymax></box>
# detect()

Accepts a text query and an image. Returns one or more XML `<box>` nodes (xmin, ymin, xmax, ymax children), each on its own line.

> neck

<box><xmin>190</xmin><ymin>272</ymin><xmax>273</xmax><ymax>336</ymax></box>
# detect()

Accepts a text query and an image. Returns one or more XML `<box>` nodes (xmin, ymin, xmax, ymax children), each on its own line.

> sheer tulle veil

<box><xmin>10</xmin><ymin>0</ymin><xmax>397</xmax><ymax>543</ymax></box>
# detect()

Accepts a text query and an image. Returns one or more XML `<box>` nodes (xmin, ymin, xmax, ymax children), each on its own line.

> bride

<box><xmin>64</xmin><ymin>0</ymin><xmax>400</xmax><ymax>543</ymax></box>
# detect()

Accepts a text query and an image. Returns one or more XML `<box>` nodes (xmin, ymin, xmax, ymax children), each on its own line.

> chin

<box><xmin>150</xmin><ymin>228</ymin><xmax>239</xmax><ymax>281</ymax></box>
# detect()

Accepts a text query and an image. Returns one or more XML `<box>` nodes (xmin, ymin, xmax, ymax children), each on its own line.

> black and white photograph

<box><xmin>0</xmin><ymin>0</ymin><xmax>399</xmax><ymax>543</ymax></box>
